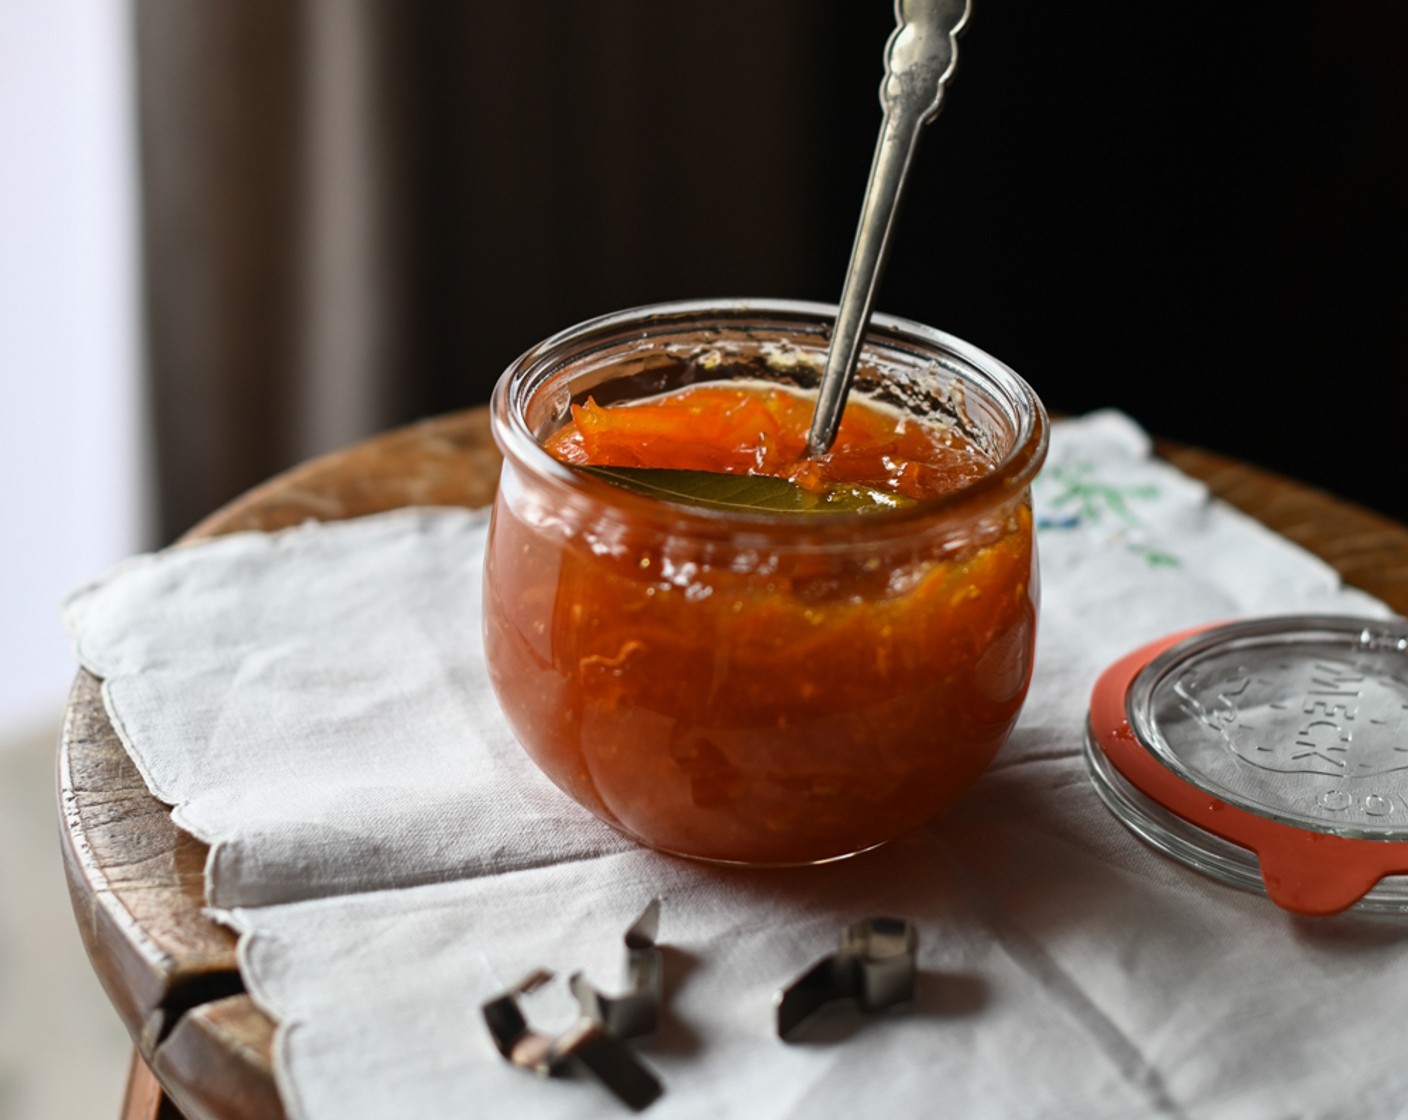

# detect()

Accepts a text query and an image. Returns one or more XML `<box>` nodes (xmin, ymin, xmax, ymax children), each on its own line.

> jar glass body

<box><xmin>484</xmin><ymin>300</ymin><xmax>1048</xmax><ymax>865</ymax></box>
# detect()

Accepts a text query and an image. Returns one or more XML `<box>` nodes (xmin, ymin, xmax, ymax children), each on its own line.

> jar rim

<box><xmin>490</xmin><ymin>298</ymin><xmax>1048</xmax><ymax>541</ymax></box>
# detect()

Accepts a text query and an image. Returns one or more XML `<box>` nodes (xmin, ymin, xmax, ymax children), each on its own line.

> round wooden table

<box><xmin>59</xmin><ymin>407</ymin><xmax>1408</xmax><ymax>1120</ymax></box>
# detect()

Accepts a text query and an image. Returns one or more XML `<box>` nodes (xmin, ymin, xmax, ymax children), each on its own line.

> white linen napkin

<box><xmin>66</xmin><ymin>507</ymin><xmax>632</xmax><ymax>909</ymax></box>
<box><xmin>66</xmin><ymin>412</ymin><xmax>1406</xmax><ymax>1119</ymax></box>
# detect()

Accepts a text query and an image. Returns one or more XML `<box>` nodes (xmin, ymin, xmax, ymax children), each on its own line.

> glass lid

<box><xmin>1086</xmin><ymin>615</ymin><xmax>1408</xmax><ymax>915</ymax></box>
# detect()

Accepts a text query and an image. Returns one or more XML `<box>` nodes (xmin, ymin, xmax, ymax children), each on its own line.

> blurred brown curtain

<box><xmin>135</xmin><ymin>0</ymin><xmax>834</xmax><ymax>541</ymax></box>
<box><xmin>136</xmin><ymin>2</ymin><xmax>1408</xmax><ymax>538</ymax></box>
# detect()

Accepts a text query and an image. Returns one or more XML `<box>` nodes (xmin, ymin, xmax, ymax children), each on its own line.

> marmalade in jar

<box><xmin>484</xmin><ymin>365</ymin><xmax>1040</xmax><ymax>865</ymax></box>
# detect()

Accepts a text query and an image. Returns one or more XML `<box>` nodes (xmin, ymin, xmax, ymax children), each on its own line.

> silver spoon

<box><xmin>805</xmin><ymin>0</ymin><xmax>971</xmax><ymax>458</ymax></box>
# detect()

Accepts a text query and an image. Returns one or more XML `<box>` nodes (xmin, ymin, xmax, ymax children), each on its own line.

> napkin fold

<box><xmin>66</xmin><ymin>412</ymin><xmax>1405</xmax><ymax>1120</ymax></box>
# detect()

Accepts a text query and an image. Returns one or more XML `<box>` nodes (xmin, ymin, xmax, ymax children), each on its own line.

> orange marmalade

<box><xmin>543</xmin><ymin>383</ymin><xmax>996</xmax><ymax>501</ymax></box>
<box><xmin>484</xmin><ymin>304</ymin><xmax>1046</xmax><ymax>865</ymax></box>
<box><xmin>486</xmin><ymin>392</ymin><xmax>1038</xmax><ymax>863</ymax></box>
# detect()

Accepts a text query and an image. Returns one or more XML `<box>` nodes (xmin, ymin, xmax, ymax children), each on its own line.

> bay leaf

<box><xmin>579</xmin><ymin>466</ymin><xmax>914</xmax><ymax>515</ymax></box>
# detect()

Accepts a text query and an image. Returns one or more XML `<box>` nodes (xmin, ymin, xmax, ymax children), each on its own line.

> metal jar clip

<box><xmin>482</xmin><ymin>900</ymin><xmax>665</xmax><ymax>1111</ymax></box>
<box><xmin>775</xmin><ymin>916</ymin><xmax>918</xmax><ymax>1041</ymax></box>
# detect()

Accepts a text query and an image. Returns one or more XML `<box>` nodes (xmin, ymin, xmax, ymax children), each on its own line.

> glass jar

<box><xmin>484</xmin><ymin>299</ymin><xmax>1048</xmax><ymax>865</ymax></box>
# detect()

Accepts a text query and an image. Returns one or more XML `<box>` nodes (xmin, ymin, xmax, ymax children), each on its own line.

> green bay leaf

<box><xmin>579</xmin><ymin>466</ymin><xmax>915</xmax><ymax>515</ymax></box>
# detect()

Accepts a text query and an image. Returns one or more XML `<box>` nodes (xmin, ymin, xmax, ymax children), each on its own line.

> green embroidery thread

<box><xmin>1036</xmin><ymin>462</ymin><xmax>1181</xmax><ymax>568</ymax></box>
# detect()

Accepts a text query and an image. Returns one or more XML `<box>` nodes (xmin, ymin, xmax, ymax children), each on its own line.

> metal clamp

<box><xmin>570</xmin><ymin>898</ymin><xmax>663</xmax><ymax>1040</ymax></box>
<box><xmin>482</xmin><ymin>901</ymin><xmax>665</xmax><ymax>1110</ymax></box>
<box><xmin>775</xmin><ymin>917</ymin><xmax>918</xmax><ymax>1040</ymax></box>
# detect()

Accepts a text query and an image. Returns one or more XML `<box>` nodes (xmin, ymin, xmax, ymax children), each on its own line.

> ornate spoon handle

<box><xmin>806</xmin><ymin>0</ymin><xmax>971</xmax><ymax>457</ymax></box>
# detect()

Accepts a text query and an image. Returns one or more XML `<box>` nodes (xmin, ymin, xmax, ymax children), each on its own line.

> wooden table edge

<box><xmin>59</xmin><ymin>408</ymin><xmax>1408</xmax><ymax>1119</ymax></box>
<box><xmin>62</xmin><ymin>407</ymin><xmax>501</xmax><ymax>1119</ymax></box>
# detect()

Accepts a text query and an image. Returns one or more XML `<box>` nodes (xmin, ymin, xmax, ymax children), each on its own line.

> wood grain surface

<box><xmin>59</xmin><ymin>408</ymin><xmax>1408</xmax><ymax>1119</ymax></box>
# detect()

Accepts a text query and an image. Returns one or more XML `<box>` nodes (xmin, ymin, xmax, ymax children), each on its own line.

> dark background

<box><xmin>138</xmin><ymin>2</ymin><xmax>1408</xmax><ymax>540</ymax></box>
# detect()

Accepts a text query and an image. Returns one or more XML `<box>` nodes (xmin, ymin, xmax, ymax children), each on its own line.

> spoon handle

<box><xmin>806</xmin><ymin>0</ymin><xmax>971</xmax><ymax>458</ymax></box>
